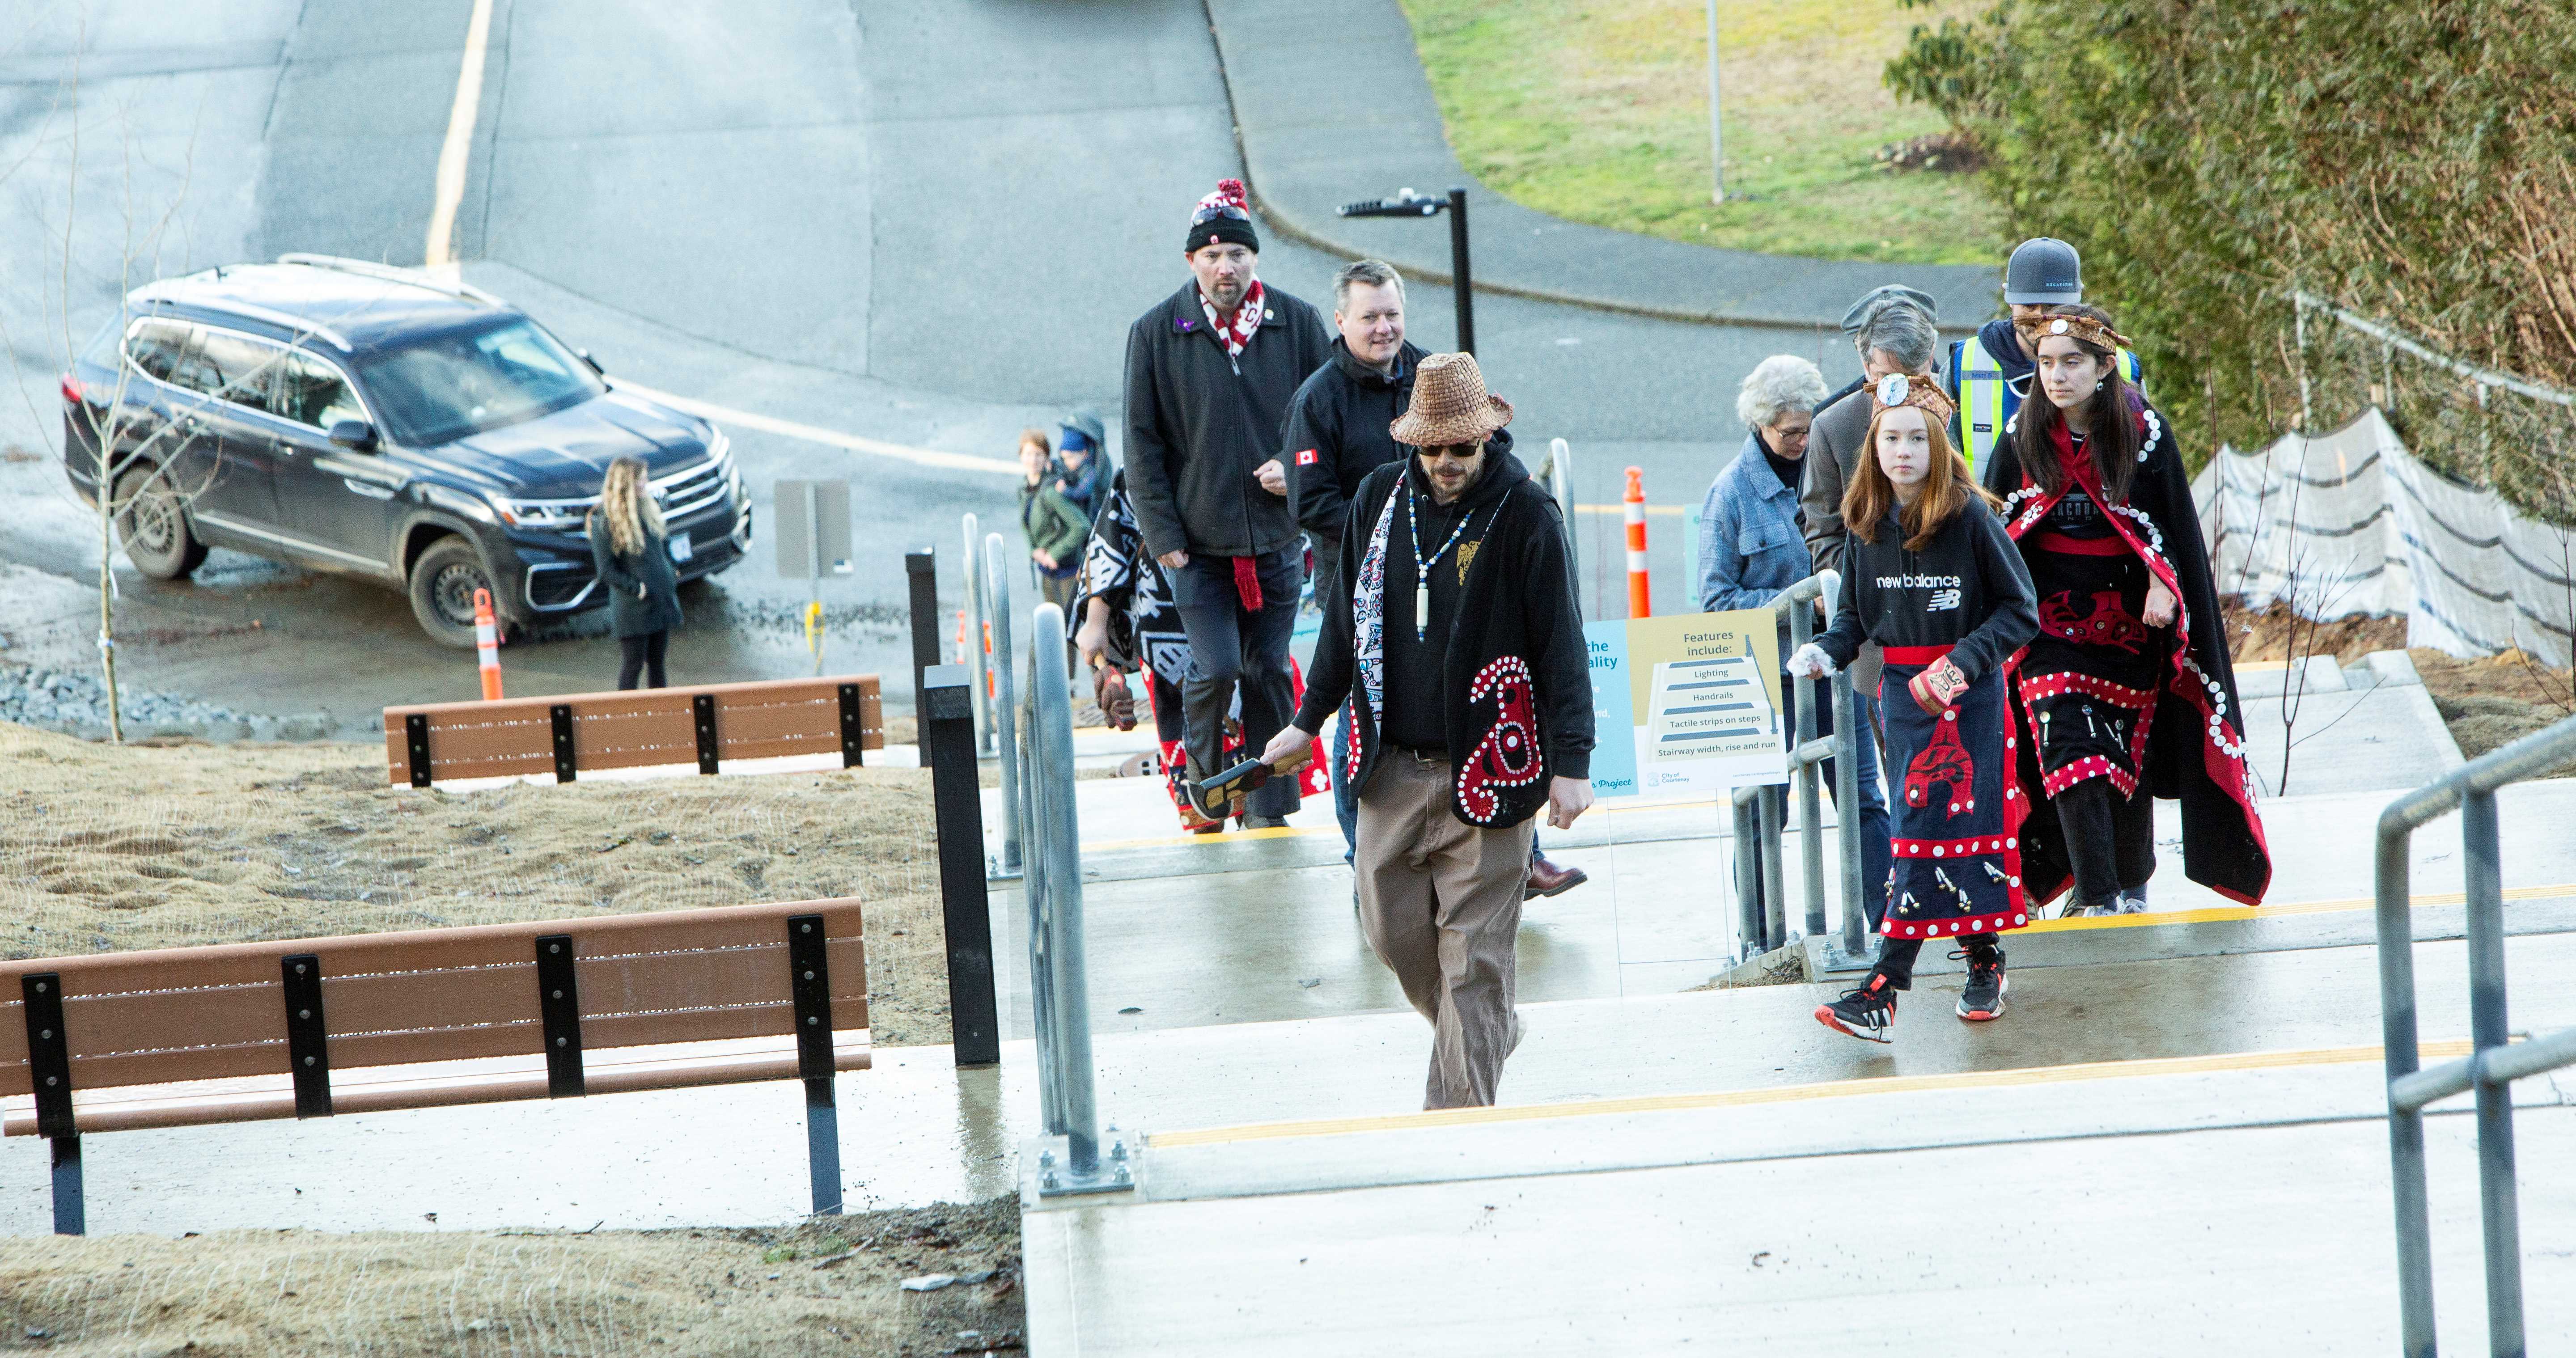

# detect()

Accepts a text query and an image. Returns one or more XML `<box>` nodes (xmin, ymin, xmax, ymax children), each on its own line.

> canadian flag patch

<box><xmin>1295</xmin><ymin>448</ymin><xmax>1318</xmax><ymax>467</ymax></box>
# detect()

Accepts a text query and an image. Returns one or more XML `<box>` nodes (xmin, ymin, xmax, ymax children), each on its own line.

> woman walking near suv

<box><xmin>589</xmin><ymin>455</ymin><xmax>682</xmax><ymax>690</ymax></box>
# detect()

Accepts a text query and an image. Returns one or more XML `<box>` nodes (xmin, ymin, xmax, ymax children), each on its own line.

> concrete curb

<box><xmin>1201</xmin><ymin>0</ymin><xmax>1996</xmax><ymax>333</ymax></box>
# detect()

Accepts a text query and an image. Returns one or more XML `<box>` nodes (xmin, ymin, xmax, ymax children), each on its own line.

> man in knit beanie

<box><xmin>1119</xmin><ymin>179</ymin><xmax>1335</xmax><ymax>827</ymax></box>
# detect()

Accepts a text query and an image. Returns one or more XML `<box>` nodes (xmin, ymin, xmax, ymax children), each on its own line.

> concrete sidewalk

<box><xmin>1203</xmin><ymin>0</ymin><xmax>1993</xmax><ymax>330</ymax></box>
<box><xmin>1027</xmin><ymin>1058</ymin><xmax>2576</xmax><ymax>1355</ymax></box>
<box><xmin>17</xmin><ymin>929</ymin><xmax>2571</xmax><ymax>1239</ymax></box>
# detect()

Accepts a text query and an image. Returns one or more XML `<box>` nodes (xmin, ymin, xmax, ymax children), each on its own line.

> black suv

<box><xmin>59</xmin><ymin>255</ymin><xmax>751</xmax><ymax>647</ymax></box>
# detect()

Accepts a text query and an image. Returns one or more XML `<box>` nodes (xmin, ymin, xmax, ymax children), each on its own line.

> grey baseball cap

<box><xmin>2004</xmin><ymin>238</ymin><xmax>2083</xmax><ymax>304</ymax></box>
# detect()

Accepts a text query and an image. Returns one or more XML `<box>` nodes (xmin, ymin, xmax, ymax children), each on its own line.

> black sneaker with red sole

<box><xmin>1815</xmin><ymin>972</ymin><xmax>1899</xmax><ymax>1044</ymax></box>
<box><xmin>1953</xmin><ymin>944</ymin><xmax>2008</xmax><ymax>1021</ymax></box>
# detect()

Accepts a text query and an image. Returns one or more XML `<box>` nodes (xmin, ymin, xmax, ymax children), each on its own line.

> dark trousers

<box><xmin>2059</xmin><ymin>777</ymin><xmax>2157</xmax><ymax>906</ymax></box>
<box><xmin>1172</xmin><ymin>547</ymin><xmax>1302</xmax><ymax>818</ymax></box>
<box><xmin>617</xmin><ymin>630</ymin><xmax>669</xmax><ymax>690</ymax></box>
<box><xmin>1875</xmin><ymin>931</ymin><xmax>2000</xmax><ymax>990</ymax></box>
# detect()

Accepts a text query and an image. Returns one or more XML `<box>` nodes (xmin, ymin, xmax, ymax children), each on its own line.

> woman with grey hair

<box><xmin>1696</xmin><ymin>355</ymin><xmax>1893</xmax><ymax>932</ymax></box>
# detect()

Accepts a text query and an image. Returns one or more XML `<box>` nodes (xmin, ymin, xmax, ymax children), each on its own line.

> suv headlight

<box><xmin>707</xmin><ymin>428</ymin><xmax>741</xmax><ymax>493</ymax></box>
<box><xmin>488</xmin><ymin>493</ymin><xmax>596</xmax><ymax>529</ymax></box>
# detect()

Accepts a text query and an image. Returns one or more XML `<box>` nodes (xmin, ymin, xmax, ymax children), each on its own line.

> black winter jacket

<box><xmin>1122</xmin><ymin>280</ymin><xmax>1333</xmax><ymax>560</ymax></box>
<box><xmin>1814</xmin><ymin>495</ymin><xmax>2037</xmax><ymax>685</ymax></box>
<box><xmin>1283</xmin><ymin>338</ymin><xmax>1426</xmax><ymax>539</ymax></box>
<box><xmin>1296</xmin><ymin>449</ymin><xmax>1595</xmax><ymax>828</ymax></box>
<box><xmin>587</xmin><ymin>513</ymin><xmax>684</xmax><ymax>639</ymax></box>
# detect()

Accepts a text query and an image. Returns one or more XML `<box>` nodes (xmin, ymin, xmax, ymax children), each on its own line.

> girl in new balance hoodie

<box><xmin>1793</xmin><ymin>376</ymin><xmax>2037</xmax><ymax>1044</ymax></box>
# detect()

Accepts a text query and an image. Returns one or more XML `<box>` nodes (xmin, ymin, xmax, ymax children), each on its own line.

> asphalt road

<box><xmin>0</xmin><ymin>0</ymin><xmax>1867</xmax><ymax>726</ymax></box>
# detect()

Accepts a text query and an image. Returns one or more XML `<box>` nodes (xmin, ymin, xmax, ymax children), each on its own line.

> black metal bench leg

<box><xmin>51</xmin><ymin>1135</ymin><xmax>83</xmax><ymax>1235</ymax></box>
<box><xmin>805</xmin><ymin>1076</ymin><xmax>843</xmax><ymax>1216</ymax></box>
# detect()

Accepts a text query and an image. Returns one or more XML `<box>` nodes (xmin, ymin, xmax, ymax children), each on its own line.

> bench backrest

<box><xmin>2</xmin><ymin>899</ymin><xmax>867</xmax><ymax>1130</ymax></box>
<box><xmin>382</xmin><ymin>675</ymin><xmax>884</xmax><ymax>786</ymax></box>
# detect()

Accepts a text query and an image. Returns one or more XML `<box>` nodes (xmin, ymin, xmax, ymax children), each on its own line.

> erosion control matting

<box><xmin>0</xmin><ymin>723</ymin><xmax>957</xmax><ymax>1046</ymax></box>
<box><xmin>0</xmin><ymin>1198</ymin><xmax>1023</xmax><ymax>1356</ymax></box>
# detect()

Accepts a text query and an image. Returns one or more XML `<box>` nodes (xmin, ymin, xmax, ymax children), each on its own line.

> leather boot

<box><xmin>1524</xmin><ymin>852</ymin><xmax>1589</xmax><ymax>898</ymax></box>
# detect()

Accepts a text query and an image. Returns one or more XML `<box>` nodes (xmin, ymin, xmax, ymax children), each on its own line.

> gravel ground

<box><xmin>0</xmin><ymin>660</ymin><xmax>342</xmax><ymax>742</ymax></box>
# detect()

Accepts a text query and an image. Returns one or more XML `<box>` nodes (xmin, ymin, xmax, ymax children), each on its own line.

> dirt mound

<box><xmin>0</xmin><ymin>723</ymin><xmax>957</xmax><ymax>1046</ymax></box>
<box><xmin>0</xmin><ymin>1198</ymin><xmax>1024</xmax><ymax>1356</ymax></box>
<box><xmin>2220</xmin><ymin>600</ymin><xmax>2574</xmax><ymax>766</ymax></box>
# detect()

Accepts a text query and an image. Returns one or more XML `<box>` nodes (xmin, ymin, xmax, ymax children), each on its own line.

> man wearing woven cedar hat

<box><xmin>1263</xmin><ymin>353</ymin><xmax>1596</xmax><ymax>1108</ymax></box>
<box><xmin>1123</xmin><ymin>179</ymin><xmax>1335</xmax><ymax>826</ymax></box>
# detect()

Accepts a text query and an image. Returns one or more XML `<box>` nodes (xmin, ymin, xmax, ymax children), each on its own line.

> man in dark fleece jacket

<box><xmin>1124</xmin><ymin>179</ymin><xmax>1333</xmax><ymax>824</ymax></box>
<box><xmin>1264</xmin><ymin>353</ymin><xmax>1594</xmax><ymax>1110</ymax></box>
<box><xmin>1284</xmin><ymin>259</ymin><xmax>1424</xmax><ymax>609</ymax></box>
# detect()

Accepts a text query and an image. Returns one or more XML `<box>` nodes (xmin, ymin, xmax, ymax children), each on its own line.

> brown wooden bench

<box><xmin>3</xmin><ymin>899</ymin><xmax>869</xmax><ymax>1234</ymax></box>
<box><xmin>383</xmin><ymin>675</ymin><xmax>885</xmax><ymax>787</ymax></box>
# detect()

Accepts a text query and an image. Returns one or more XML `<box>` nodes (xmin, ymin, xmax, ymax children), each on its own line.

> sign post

<box><xmin>775</xmin><ymin>480</ymin><xmax>853</xmax><ymax>676</ymax></box>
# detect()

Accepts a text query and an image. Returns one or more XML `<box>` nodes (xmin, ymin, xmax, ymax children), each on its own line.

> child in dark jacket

<box><xmin>1788</xmin><ymin>375</ymin><xmax>2038</xmax><ymax>1043</ymax></box>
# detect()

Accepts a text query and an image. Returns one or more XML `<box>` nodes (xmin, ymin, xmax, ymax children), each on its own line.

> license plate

<box><xmin>669</xmin><ymin>534</ymin><xmax>694</xmax><ymax>563</ymax></box>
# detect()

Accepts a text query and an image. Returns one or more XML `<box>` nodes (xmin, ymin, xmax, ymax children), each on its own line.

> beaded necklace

<box><xmin>1402</xmin><ymin>480</ymin><xmax>1487</xmax><ymax>642</ymax></box>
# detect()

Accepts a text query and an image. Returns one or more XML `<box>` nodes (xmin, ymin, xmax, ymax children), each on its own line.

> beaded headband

<box><xmin>2015</xmin><ymin>311</ymin><xmax>2131</xmax><ymax>355</ymax></box>
<box><xmin>1873</xmin><ymin>371</ymin><xmax>1957</xmax><ymax>427</ymax></box>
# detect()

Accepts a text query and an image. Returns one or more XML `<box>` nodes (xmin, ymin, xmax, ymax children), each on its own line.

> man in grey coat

<box><xmin>1797</xmin><ymin>293</ymin><xmax>1943</xmax><ymax>706</ymax></box>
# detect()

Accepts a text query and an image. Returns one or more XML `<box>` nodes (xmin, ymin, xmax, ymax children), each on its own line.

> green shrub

<box><xmin>1889</xmin><ymin>0</ymin><xmax>2576</xmax><ymax>519</ymax></box>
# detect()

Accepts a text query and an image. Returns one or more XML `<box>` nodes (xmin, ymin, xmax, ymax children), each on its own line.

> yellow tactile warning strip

<box><xmin>2016</xmin><ymin>883</ymin><xmax>2576</xmax><ymax>934</ymax></box>
<box><xmin>1082</xmin><ymin>794</ymin><xmax>1711</xmax><ymax>853</ymax></box>
<box><xmin>1144</xmin><ymin>1039</ymin><xmax>2480</xmax><ymax>1150</ymax></box>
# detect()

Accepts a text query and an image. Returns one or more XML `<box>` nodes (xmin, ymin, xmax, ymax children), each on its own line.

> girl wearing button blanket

<box><xmin>1790</xmin><ymin>377</ymin><xmax>2038</xmax><ymax>1042</ymax></box>
<box><xmin>1981</xmin><ymin>306</ymin><xmax>2271</xmax><ymax>915</ymax></box>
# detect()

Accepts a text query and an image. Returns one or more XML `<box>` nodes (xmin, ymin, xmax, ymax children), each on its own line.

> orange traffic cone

<box><xmin>1624</xmin><ymin>466</ymin><xmax>1651</xmax><ymax>619</ymax></box>
<box><xmin>474</xmin><ymin>588</ymin><xmax>503</xmax><ymax>700</ymax></box>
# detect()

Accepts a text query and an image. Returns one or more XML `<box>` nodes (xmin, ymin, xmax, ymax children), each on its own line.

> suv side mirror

<box><xmin>328</xmin><ymin>419</ymin><xmax>379</xmax><ymax>451</ymax></box>
<box><xmin>576</xmin><ymin>348</ymin><xmax>605</xmax><ymax>376</ymax></box>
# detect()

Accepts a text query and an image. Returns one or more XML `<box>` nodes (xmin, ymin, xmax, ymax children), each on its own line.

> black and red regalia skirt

<box><xmin>1879</xmin><ymin>645</ymin><xmax>2030</xmax><ymax>941</ymax></box>
<box><xmin>2016</xmin><ymin>530</ymin><xmax>2168</xmax><ymax>797</ymax></box>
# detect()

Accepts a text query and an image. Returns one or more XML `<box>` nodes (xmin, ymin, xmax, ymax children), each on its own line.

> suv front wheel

<box><xmin>407</xmin><ymin>537</ymin><xmax>496</xmax><ymax>649</ymax></box>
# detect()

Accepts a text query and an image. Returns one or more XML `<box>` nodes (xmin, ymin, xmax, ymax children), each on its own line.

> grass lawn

<box><xmin>1398</xmin><ymin>0</ymin><xmax>1998</xmax><ymax>264</ymax></box>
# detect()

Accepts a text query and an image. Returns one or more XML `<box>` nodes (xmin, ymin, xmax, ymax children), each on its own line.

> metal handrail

<box><xmin>2373</xmin><ymin>711</ymin><xmax>2576</xmax><ymax>1357</ymax></box>
<box><xmin>983</xmin><ymin>533</ymin><xmax>1024</xmax><ymax>876</ymax></box>
<box><xmin>1727</xmin><ymin>571</ymin><xmax>1870</xmax><ymax>967</ymax></box>
<box><xmin>1019</xmin><ymin>602</ymin><xmax>1133</xmax><ymax>1197</ymax></box>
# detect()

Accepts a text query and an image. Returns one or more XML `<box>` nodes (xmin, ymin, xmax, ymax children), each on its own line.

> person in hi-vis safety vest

<box><xmin>1947</xmin><ymin>238</ymin><xmax>2144</xmax><ymax>478</ymax></box>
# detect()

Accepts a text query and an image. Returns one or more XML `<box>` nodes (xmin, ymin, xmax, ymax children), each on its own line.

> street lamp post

<box><xmin>1707</xmin><ymin>0</ymin><xmax>1724</xmax><ymax>203</ymax></box>
<box><xmin>1337</xmin><ymin>186</ymin><xmax>1475</xmax><ymax>355</ymax></box>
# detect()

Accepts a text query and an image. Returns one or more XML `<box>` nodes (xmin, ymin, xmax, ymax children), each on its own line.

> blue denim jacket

<box><xmin>1696</xmin><ymin>432</ymin><xmax>1814</xmax><ymax>613</ymax></box>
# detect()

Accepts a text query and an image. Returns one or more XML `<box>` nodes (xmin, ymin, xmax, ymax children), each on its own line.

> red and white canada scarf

<box><xmin>1199</xmin><ymin>279</ymin><xmax>1267</xmax><ymax>361</ymax></box>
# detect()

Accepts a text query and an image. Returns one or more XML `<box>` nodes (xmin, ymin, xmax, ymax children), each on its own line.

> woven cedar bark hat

<box><xmin>1390</xmin><ymin>351</ymin><xmax>1514</xmax><ymax>448</ymax></box>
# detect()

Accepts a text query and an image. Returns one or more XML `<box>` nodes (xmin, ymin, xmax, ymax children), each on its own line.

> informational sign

<box><xmin>774</xmin><ymin>480</ymin><xmax>854</xmax><ymax>579</ymax></box>
<box><xmin>1585</xmin><ymin>609</ymin><xmax>1785</xmax><ymax>799</ymax></box>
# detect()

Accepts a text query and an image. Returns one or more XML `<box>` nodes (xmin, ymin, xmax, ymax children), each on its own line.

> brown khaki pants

<box><xmin>1355</xmin><ymin>749</ymin><xmax>1535</xmax><ymax>1110</ymax></box>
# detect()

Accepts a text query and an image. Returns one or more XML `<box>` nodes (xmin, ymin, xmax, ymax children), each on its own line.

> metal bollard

<box><xmin>984</xmin><ymin>533</ymin><xmax>1025</xmax><ymax>877</ymax></box>
<box><xmin>961</xmin><ymin>514</ymin><xmax>993</xmax><ymax>756</ymax></box>
<box><xmin>904</xmin><ymin>550</ymin><xmax>942</xmax><ymax>710</ymax></box>
<box><xmin>1022</xmin><ymin>603</ymin><xmax>1131</xmax><ymax>1196</ymax></box>
<box><xmin>920</xmin><ymin>664</ymin><xmax>1001</xmax><ymax>1067</ymax></box>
